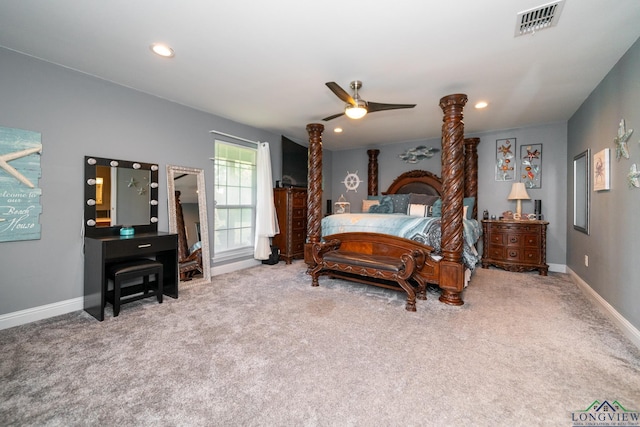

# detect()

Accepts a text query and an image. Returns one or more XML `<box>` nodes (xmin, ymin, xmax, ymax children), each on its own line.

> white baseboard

<box><xmin>0</xmin><ymin>297</ymin><xmax>84</xmax><ymax>331</ymax></box>
<box><xmin>212</xmin><ymin>258</ymin><xmax>261</xmax><ymax>276</ymax></box>
<box><xmin>548</xmin><ymin>263</ymin><xmax>566</xmax><ymax>273</ymax></box>
<box><xmin>567</xmin><ymin>267</ymin><xmax>640</xmax><ymax>350</ymax></box>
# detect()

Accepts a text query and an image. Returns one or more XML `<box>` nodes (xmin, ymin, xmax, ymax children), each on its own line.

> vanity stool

<box><xmin>106</xmin><ymin>258</ymin><xmax>163</xmax><ymax>317</ymax></box>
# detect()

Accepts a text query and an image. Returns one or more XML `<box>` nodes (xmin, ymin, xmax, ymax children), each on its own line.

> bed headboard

<box><xmin>383</xmin><ymin>170</ymin><xmax>443</xmax><ymax>197</ymax></box>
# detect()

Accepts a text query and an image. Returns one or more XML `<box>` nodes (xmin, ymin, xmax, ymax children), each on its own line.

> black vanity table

<box><xmin>82</xmin><ymin>156</ymin><xmax>179</xmax><ymax>321</ymax></box>
<box><xmin>83</xmin><ymin>232</ymin><xmax>178</xmax><ymax>321</ymax></box>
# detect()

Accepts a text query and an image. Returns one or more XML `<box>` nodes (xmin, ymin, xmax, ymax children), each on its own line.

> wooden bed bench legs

<box><xmin>309</xmin><ymin>239</ymin><xmax>426</xmax><ymax>312</ymax></box>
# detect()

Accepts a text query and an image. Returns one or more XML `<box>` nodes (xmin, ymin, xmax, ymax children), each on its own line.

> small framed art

<box><xmin>593</xmin><ymin>148</ymin><xmax>610</xmax><ymax>191</ymax></box>
<box><xmin>520</xmin><ymin>143</ymin><xmax>542</xmax><ymax>189</ymax></box>
<box><xmin>495</xmin><ymin>138</ymin><xmax>516</xmax><ymax>181</ymax></box>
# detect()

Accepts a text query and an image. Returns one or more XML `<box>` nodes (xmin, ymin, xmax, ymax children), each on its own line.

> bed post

<box><xmin>464</xmin><ymin>137</ymin><xmax>480</xmax><ymax>220</ymax></box>
<box><xmin>367</xmin><ymin>149</ymin><xmax>380</xmax><ymax>196</ymax></box>
<box><xmin>304</xmin><ymin>123</ymin><xmax>324</xmax><ymax>267</ymax></box>
<box><xmin>438</xmin><ymin>94</ymin><xmax>468</xmax><ymax>306</ymax></box>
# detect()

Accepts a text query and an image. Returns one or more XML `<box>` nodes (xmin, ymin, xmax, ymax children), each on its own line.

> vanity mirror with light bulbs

<box><xmin>83</xmin><ymin>156</ymin><xmax>179</xmax><ymax>321</ymax></box>
<box><xmin>166</xmin><ymin>165</ymin><xmax>211</xmax><ymax>286</ymax></box>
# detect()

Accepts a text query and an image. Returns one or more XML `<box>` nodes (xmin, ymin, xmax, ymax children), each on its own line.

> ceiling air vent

<box><xmin>515</xmin><ymin>0</ymin><xmax>565</xmax><ymax>36</ymax></box>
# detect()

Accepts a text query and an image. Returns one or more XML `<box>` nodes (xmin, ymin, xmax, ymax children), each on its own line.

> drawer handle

<box><xmin>509</xmin><ymin>237</ymin><xmax>518</xmax><ymax>243</ymax></box>
<box><xmin>509</xmin><ymin>251</ymin><xmax>517</xmax><ymax>257</ymax></box>
<box><xmin>138</xmin><ymin>244</ymin><xmax>152</xmax><ymax>248</ymax></box>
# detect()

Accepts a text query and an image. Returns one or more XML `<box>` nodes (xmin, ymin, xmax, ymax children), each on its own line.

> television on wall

<box><xmin>281</xmin><ymin>136</ymin><xmax>308</xmax><ymax>188</ymax></box>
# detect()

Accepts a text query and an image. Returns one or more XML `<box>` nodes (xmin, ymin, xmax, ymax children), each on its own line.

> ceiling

<box><xmin>1</xmin><ymin>1</ymin><xmax>639</xmax><ymax>151</ymax></box>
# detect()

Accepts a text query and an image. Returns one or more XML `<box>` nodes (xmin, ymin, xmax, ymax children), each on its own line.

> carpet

<box><xmin>1</xmin><ymin>262</ymin><xmax>639</xmax><ymax>426</ymax></box>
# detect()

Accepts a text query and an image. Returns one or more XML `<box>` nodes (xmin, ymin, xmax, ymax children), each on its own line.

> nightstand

<box><xmin>481</xmin><ymin>219</ymin><xmax>549</xmax><ymax>275</ymax></box>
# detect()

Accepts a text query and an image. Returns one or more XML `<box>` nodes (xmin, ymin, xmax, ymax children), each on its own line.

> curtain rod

<box><xmin>209</xmin><ymin>130</ymin><xmax>260</xmax><ymax>145</ymax></box>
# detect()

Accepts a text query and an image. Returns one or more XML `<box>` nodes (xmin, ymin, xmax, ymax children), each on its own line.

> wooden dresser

<box><xmin>273</xmin><ymin>187</ymin><xmax>307</xmax><ymax>264</ymax></box>
<box><xmin>481</xmin><ymin>219</ymin><xmax>549</xmax><ymax>275</ymax></box>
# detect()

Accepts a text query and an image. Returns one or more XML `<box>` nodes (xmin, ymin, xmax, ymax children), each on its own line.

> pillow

<box><xmin>368</xmin><ymin>196</ymin><xmax>393</xmax><ymax>213</ymax></box>
<box><xmin>431</xmin><ymin>199</ymin><xmax>442</xmax><ymax>217</ymax></box>
<box><xmin>387</xmin><ymin>194</ymin><xmax>410</xmax><ymax>214</ymax></box>
<box><xmin>407</xmin><ymin>203</ymin><xmax>427</xmax><ymax>217</ymax></box>
<box><xmin>361</xmin><ymin>199</ymin><xmax>380</xmax><ymax>213</ymax></box>
<box><xmin>409</xmin><ymin>193</ymin><xmax>439</xmax><ymax>206</ymax></box>
<box><xmin>463</xmin><ymin>197</ymin><xmax>475</xmax><ymax>219</ymax></box>
<box><xmin>367</xmin><ymin>195</ymin><xmax>382</xmax><ymax>201</ymax></box>
<box><xmin>463</xmin><ymin>205</ymin><xmax>469</xmax><ymax>220</ymax></box>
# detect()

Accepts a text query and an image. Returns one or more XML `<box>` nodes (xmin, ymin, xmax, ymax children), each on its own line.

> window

<box><xmin>213</xmin><ymin>140</ymin><xmax>257</xmax><ymax>259</ymax></box>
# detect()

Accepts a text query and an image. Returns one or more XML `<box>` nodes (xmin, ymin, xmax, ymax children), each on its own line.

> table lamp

<box><xmin>507</xmin><ymin>182</ymin><xmax>530</xmax><ymax>218</ymax></box>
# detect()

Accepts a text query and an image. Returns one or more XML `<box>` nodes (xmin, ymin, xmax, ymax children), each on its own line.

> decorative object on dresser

<box><xmin>507</xmin><ymin>182</ymin><xmax>530</xmax><ymax>220</ymax></box>
<box><xmin>273</xmin><ymin>187</ymin><xmax>307</xmax><ymax>264</ymax></box>
<box><xmin>481</xmin><ymin>219</ymin><xmax>549</xmax><ymax>275</ymax></box>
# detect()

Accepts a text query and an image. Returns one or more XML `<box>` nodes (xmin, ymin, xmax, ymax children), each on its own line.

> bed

<box><xmin>303</xmin><ymin>93</ymin><xmax>480</xmax><ymax>305</ymax></box>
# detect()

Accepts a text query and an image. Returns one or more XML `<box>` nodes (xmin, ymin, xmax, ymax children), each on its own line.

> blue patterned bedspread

<box><xmin>321</xmin><ymin>213</ymin><xmax>482</xmax><ymax>270</ymax></box>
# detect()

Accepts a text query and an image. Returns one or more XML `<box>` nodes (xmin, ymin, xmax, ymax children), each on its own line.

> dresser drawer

<box><xmin>292</xmin><ymin>218</ymin><xmax>306</xmax><ymax>231</ymax></box>
<box><xmin>494</xmin><ymin>223</ymin><xmax>535</xmax><ymax>233</ymax></box>
<box><xmin>104</xmin><ymin>236</ymin><xmax>176</xmax><ymax>259</ymax></box>
<box><xmin>487</xmin><ymin>246</ymin><xmax>505</xmax><ymax>260</ymax></box>
<box><xmin>292</xmin><ymin>229</ymin><xmax>306</xmax><ymax>243</ymax></box>
<box><xmin>292</xmin><ymin>193</ymin><xmax>306</xmax><ymax>207</ymax></box>
<box><xmin>522</xmin><ymin>234</ymin><xmax>539</xmax><ymax>247</ymax></box>
<box><xmin>523</xmin><ymin>249</ymin><xmax>541</xmax><ymax>264</ymax></box>
<box><xmin>489</xmin><ymin>233</ymin><xmax>507</xmax><ymax>246</ymax></box>
<box><xmin>505</xmin><ymin>247</ymin><xmax>522</xmax><ymax>261</ymax></box>
<box><xmin>292</xmin><ymin>207</ymin><xmax>306</xmax><ymax>218</ymax></box>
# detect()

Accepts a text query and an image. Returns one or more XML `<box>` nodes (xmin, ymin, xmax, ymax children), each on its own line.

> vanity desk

<box><xmin>83</xmin><ymin>232</ymin><xmax>178</xmax><ymax>321</ymax></box>
<box><xmin>83</xmin><ymin>156</ymin><xmax>179</xmax><ymax>321</ymax></box>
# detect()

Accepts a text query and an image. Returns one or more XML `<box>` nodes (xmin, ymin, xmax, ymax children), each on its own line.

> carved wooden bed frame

<box><xmin>303</xmin><ymin>94</ymin><xmax>480</xmax><ymax>305</ymax></box>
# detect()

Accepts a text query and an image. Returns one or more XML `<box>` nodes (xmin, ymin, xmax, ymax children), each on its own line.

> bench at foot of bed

<box><xmin>308</xmin><ymin>233</ymin><xmax>431</xmax><ymax>311</ymax></box>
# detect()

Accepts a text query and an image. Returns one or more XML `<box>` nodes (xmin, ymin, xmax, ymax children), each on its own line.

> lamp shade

<box><xmin>507</xmin><ymin>182</ymin><xmax>530</xmax><ymax>200</ymax></box>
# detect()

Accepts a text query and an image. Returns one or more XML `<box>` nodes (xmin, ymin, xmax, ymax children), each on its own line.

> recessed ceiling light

<box><xmin>150</xmin><ymin>43</ymin><xmax>175</xmax><ymax>58</ymax></box>
<box><xmin>334</xmin><ymin>127</ymin><xmax>343</xmax><ymax>133</ymax></box>
<box><xmin>475</xmin><ymin>101</ymin><xmax>488</xmax><ymax>109</ymax></box>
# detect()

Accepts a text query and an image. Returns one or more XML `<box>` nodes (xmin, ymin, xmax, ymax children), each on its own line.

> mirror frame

<box><xmin>166</xmin><ymin>165</ymin><xmax>211</xmax><ymax>286</ymax></box>
<box><xmin>573</xmin><ymin>149</ymin><xmax>590</xmax><ymax>235</ymax></box>
<box><xmin>84</xmin><ymin>156</ymin><xmax>159</xmax><ymax>237</ymax></box>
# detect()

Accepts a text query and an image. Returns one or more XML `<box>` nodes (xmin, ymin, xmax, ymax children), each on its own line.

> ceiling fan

<box><xmin>322</xmin><ymin>80</ymin><xmax>416</xmax><ymax>121</ymax></box>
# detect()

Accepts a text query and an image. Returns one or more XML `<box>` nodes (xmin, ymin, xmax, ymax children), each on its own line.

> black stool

<box><xmin>106</xmin><ymin>259</ymin><xmax>163</xmax><ymax>317</ymax></box>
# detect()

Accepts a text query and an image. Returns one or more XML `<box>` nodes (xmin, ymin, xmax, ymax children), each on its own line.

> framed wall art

<box><xmin>521</xmin><ymin>143</ymin><xmax>542</xmax><ymax>189</ymax></box>
<box><xmin>495</xmin><ymin>138</ymin><xmax>516</xmax><ymax>181</ymax></box>
<box><xmin>0</xmin><ymin>126</ymin><xmax>43</xmax><ymax>242</ymax></box>
<box><xmin>593</xmin><ymin>148</ymin><xmax>610</xmax><ymax>191</ymax></box>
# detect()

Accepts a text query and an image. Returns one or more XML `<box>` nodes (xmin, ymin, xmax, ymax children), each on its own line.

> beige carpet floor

<box><xmin>1</xmin><ymin>262</ymin><xmax>639</xmax><ymax>426</ymax></box>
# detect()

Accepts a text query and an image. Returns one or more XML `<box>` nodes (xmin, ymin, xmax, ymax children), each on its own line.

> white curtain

<box><xmin>254</xmin><ymin>142</ymin><xmax>280</xmax><ymax>259</ymax></box>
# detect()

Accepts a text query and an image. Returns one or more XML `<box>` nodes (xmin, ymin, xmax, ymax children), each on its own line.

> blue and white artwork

<box><xmin>0</xmin><ymin>126</ymin><xmax>43</xmax><ymax>242</ymax></box>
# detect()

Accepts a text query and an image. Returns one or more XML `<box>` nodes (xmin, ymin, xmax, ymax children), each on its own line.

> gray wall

<box><xmin>567</xmin><ymin>37</ymin><xmax>640</xmax><ymax>330</ymax></box>
<box><xmin>0</xmin><ymin>47</ymin><xmax>281</xmax><ymax>315</ymax></box>
<box><xmin>329</xmin><ymin>121</ymin><xmax>568</xmax><ymax>266</ymax></box>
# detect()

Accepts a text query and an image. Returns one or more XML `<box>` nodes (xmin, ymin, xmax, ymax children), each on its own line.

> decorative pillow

<box><xmin>367</xmin><ymin>195</ymin><xmax>382</xmax><ymax>201</ymax></box>
<box><xmin>362</xmin><ymin>199</ymin><xmax>380</xmax><ymax>213</ymax></box>
<box><xmin>387</xmin><ymin>194</ymin><xmax>410</xmax><ymax>214</ymax></box>
<box><xmin>409</xmin><ymin>193</ymin><xmax>439</xmax><ymax>206</ymax></box>
<box><xmin>463</xmin><ymin>197</ymin><xmax>475</xmax><ymax>219</ymax></box>
<box><xmin>463</xmin><ymin>205</ymin><xmax>469</xmax><ymax>219</ymax></box>
<box><xmin>431</xmin><ymin>199</ymin><xmax>442</xmax><ymax>217</ymax></box>
<box><xmin>368</xmin><ymin>196</ymin><xmax>393</xmax><ymax>213</ymax></box>
<box><xmin>407</xmin><ymin>203</ymin><xmax>427</xmax><ymax>217</ymax></box>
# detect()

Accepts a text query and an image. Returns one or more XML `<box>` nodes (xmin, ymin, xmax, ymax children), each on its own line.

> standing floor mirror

<box><xmin>167</xmin><ymin>165</ymin><xmax>211</xmax><ymax>286</ymax></box>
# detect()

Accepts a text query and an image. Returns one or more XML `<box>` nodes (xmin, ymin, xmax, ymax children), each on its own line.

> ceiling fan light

<box><xmin>345</xmin><ymin>101</ymin><xmax>367</xmax><ymax>119</ymax></box>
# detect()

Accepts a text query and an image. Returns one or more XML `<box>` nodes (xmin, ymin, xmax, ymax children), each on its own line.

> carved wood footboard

<box><xmin>309</xmin><ymin>232</ymin><xmax>434</xmax><ymax>311</ymax></box>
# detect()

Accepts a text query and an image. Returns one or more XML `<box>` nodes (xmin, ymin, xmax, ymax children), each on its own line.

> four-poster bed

<box><xmin>304</xmin><ymin>94</ymin><xmax>480</xmax><ymax>306</ymax></box>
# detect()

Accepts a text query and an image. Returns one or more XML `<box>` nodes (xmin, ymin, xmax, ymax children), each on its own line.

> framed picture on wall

<box><xmin>495</xmin><ymin>138</ymin><xmax>516</xmax><ymax>181</ymax></box>
<box><xmin>593</xmin><ymin>148</ymin><xmax>610</xmax><ymax>191</ymax></box>
<box><xmin>520</xmin><ymin>143</ymin><xmax>543</xmax><ymax>189</ymax></box>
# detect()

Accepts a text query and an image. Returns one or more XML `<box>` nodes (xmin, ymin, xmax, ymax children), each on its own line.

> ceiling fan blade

<box><xmin>322</xmin><ymin>111</ymin><xmax>345</xmax><ymax>121</ymax></box>
<box><xmin>325</xmin><ymin>82</ymin><xmax>355</xmax><ymax>106</ymax></box>
<box><xmin>367</xmin><ymin>102</ymin><xmax>416</xmax><ymax>113</ymax></box>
